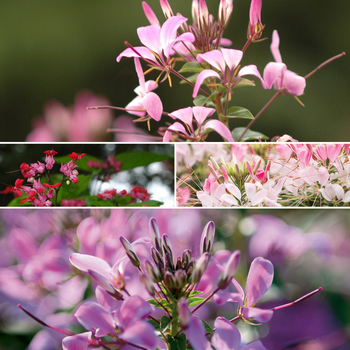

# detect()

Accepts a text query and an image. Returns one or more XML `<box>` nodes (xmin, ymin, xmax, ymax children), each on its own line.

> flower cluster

<box><xmin>9</xmin><ymin>149</ymin><xmax>82</xmax><ymax>207</ymax></box>
<box><xmin>178</xmin><ymin>143</ymin><xmax>350</xmax><ymax>207</ymax></box>
<box><xmin>18</xmin><ymin>216</ymin><xmax>322</xmax><ymax>350</ymax></box>
<box><xmin>86</xmin><ymin>0</ymin><xmax>345</xmax><ymax>142</ymax></box>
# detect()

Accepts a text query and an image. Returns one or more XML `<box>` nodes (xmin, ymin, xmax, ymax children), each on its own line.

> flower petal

<box><xmin>140</xmin><ymin>92</ymin><xmax>163</xmax><ymax>121</ymax></box>
<box><xmin>197</xmin><ymin>50</ymin><xmax>226</xmax><ymax>72</ymax></box>
<box><xmin>246</xmin><ymin>257</ymin><xmax>274</xmax><ymax>306</ymax></box>
<box><xmin>271</xmin><ymin>30</ymin><xmax>282</xmax><ymax>63</ymax></box>
<box><xmin>192</xmin><ymin>69</ymin><xmax>221</xmax><ymax>98</ymax></box>
<box><xmin>185</xmin><ymin>316</ymin><xmax>212</xmax><ymax>350</ymax></box>
<box><xmin>263</xmin><ymin>62</ymin><xmax>286</xmax><ymax>90</ymax></box>
<box><xmin>62</xmin><ymin>332</ymin><xmax>91</xmax><ymax>350</ymax></box>
<box><xmin>203</xmin><ymin>120</ymin><xmax>234</xmax><ymax>142</ymax></box>
<box><xmin>193</xmin><ymin>106</ymin><xmax>216</xmax><ymax>127</ymax></box>
<box><xmin>282</xmin><ymin>70</ymin><xmax>306</xmax><ymax>96</ymax></box>
<box><xmin>212</xmin><ymin>317</ymin><xmax>241</xmax><ymax>350</ymax></box>
<box><xmin>242</xmin><ymin>306</ymin><xmax>274</xmax><ymax>323</ymax></box>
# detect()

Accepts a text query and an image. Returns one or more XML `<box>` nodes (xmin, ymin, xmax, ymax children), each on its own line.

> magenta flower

<box><xmin>263</xmin><ymin>30</ymin><xmax>306</xmax><ymax>96</ymax></box>
<box><xmin>43</xmin><ymin>149</ymin><xmax>57</xmax><ymax>170</ymax></box>
<box><xmin>117</xmin><ymin>16</ymin><xmax>195</xmax><ymax>78</ymax></box>
<box><xmin>164</xmin><ymin>106</ymin><xmax>234</xmax><ymax>142</ymax></box>
<box><xmin>193</xmin><ymin>48</ymin><xmax>265</xmax><ymax>98</ymax></box>
<box><xmin>125</xmin><ymin>57</ymin><xmax>163</xmax><ymax>121</ymax></box>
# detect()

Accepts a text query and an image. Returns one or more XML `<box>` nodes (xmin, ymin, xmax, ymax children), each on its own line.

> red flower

<box><xmin>68</xmin><ymin>152</ymin><xmax>86</xmax><ymax>161</ymax></box>
<box><xmin>11</xmin><ymin>179</ymin><xmax>25</xmax><ymax>197</ymax></box>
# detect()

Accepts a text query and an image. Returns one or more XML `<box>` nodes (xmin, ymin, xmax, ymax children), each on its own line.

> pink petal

<box><xmin>126</xmin><ymin>96</ymin><xmax>147</xmax><ymax>117</ymax></box>
<box><xmin>116</xmin><ymin>47</ymin><xmax>157</xmax><ymax>63</ymax></box>
<box><xmin>282</xmin><ymin>70</ymin><xmax>306</xmax><ymax>96</ymax></box>
<box><xmin>326</xmin><ymin>144</ymin><xmax>342</xmax><ymax>163</ymax></box>
<box><xmin>142</xmin><ymin>2</ymin><xmax>160</xmax><ymax>26</ymax></box>
<box><xmin>270</xmin><ymin>30</ymin><xmax>282</xmax><ymax>63</ymax></box>
<box><xmin>74</xmin><ymin>302</ymin><xmax>115</xmax><ymax>337</ymax></box>
<box><xmin>62</xmin><ymin>332</ymin><xmax>91</xmax><ymax>350</ymax></box>
<box><xmin>242</xmin><ymin>306</ymin><xmax>274</xmax><ymax>323</ymax></box>
<box><xmin>251</xmin><ymin>189</ymin><xmax>268</xmax><ymax>205</ymax></box>
<box><xmin>76</xmin><ymin>217</ymin><xmax>101</xmax><ymax>255</ymax></box>
<box><xmin>220</xmin><ymin>194</ymin><xmax>238</xmax><ymax>206</ymax></box>
<box><xmin>119</xmin><ymin>320</ymin><xmax>158</xmax><ymax>349</ymax></box>
<box><xmin>185</xmin><ymin>316</ymin><xmax>212</xmax><ymax>350</ymax></box>
<box><xmin>203</xmin><ymin>120</ymin><xmax>234</xmax><ymax>141</ymax></box>
<box><xmin>193</xmin><ymin>106</ymin><xmax>216</xmax><ymax>127</ymax></box>
<box><xmin>166</xmin><ymin>32</ymin><xmax>195</xmax><ymax>59</ymax></box>
<box><xmin>238</xmin><ymin>64</ymin><xmax>265</xmax><ymax>88</ymax></box>
<box><xmin>246</xmin><ymin>257</ymin><xmax>274</xmax><ymax>306</ymax></box>
<box><xmin>117</xmin><ymin>295</ymin><xmax>152</xmax><ymax>329</ymax></box>
<box><xmin>137</xmin><ymin>24</ymin><xmax>162</xmax><ymax>56</ymax></box>
<box><xmin>141</xmin><ymin>92</ymin><xmax>163</xmax><ymax>121</ymax></box>
<box><xmin>245</xmin><ymin>183</ymin><xmax>256</xmax><ymax>201</ymax></box>
<box><xmin>160</xmin><ymin>16</ymin><xmax>189</xmax><ymax>58</ymax></box>
<box><xmin>192</xmin><ymin>69</ymin><xmax>221</xmax><ymax>97</ymax></box>
<box><xmin>212</xmin><ymin>317</ymin><xmax>241</xmax><ymax>350</ymax></box>
<box><xmin>263</xmin><ymin>62</ymin><xmax>286</xmax><ymax>90</ymax></box>
<box><xmin>169</xmin><ymin>106</ymin><xmax>194</xmax><ymax>125</ymax></box>
<box><xmin>318</xmin><ymin>166</ymin><xmax>329</xmax><ymax>186</ymax></box>
<box><xmin>197</xmin><ymin>50</ymin><xmax>226</xmax><ymax>72</ymax></box>
<box><xmin>221</xmin><ymin>48</ymin><xmax>243</xmax><ymax>72</ymax></box>
<box><xmin>165</xmin><ymin>122</ymin><xmax>191</xmax><ymax>140</ymax></box>
<box><xmin>69</xmin><ymin>253</ymin><xmax>111</xmax><ymax>280</ymax></box>
<box><xmin>134</xmin><ymin>57</ymin><xmax>146</xmax><ymax>93</ymax></box>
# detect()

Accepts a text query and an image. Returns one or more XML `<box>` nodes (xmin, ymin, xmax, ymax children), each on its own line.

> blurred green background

<box><xmin>0</xmin><ymin>0</ymin><xmax>349</xmax><ymax>141</ymax></box>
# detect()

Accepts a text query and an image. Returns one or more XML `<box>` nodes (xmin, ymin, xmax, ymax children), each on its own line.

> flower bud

<box><xmin>164</xmin><ymin>271</ymin><xmax>175</xmax><ymax>289</ymax></box>
<box><xmin>210</xmin><ymin>156</ymin><xmax>221</xmax><ymax>172</ymax></box>
<box><xmin>151</xmin><ymin>247</ymin><xmax>164</xmax><ymax>270</ymax></box>
<box><xmin>145</xmin><ymin>260</ymin><xmax>162</xmax><ymax>283</ymax></box>
<box><xmin>218</xmin><ymin>250</ymin><xmax>240</xmax><ymax>289</ymax></box>
<box><xmin>200</xmin><ymin>221</ymin><xmax>215</xmax><ymax>255</ymax></box>
<box><xmin>165</xmin><ymin>252</ymin><xmax>174</xmax><ymax>271</ymax></box>
<box><xmin>160</xmin><ymin>0</ymin><xmax>173</xmax><ymax>19</ymax></box>
<box><xmin>140</xmin><ymin>273</ymin><xmax>155</xmax><ymax>296</ymax></box>
<box><xmin>191</xmin><ymin>252</ymin><xmax>210</xmax><ymax>284</ymax></box>
<box><xmin>218</xmin><ymin>0</ymin><xmax>233</xmax><ymax>28</ymax></box>
<box><xmin>119</xmin><ymin>236</ymin><xmax>141</xmax><ymax>268</ymax></box>
<box><xmin>178</xmin><ymin>298</ymin><xmax>191</xmax><ymax>328</ymax></box>
<box><xmin>182</xmin><ymin>249</ymin><xmax>192</xmax><ymax>268</ymax></box>
<box><xmin>174</xmin><ymin>269</ymin><xmax>187</xmax><ymax>289</ymax></box>
<box><xmin>162</xmin><ymin>234</ymin><xmax>173</xmax><ymax>259</ymax></box>
<box><xmin>176</xmin><ymin>257</ymin><xmax>182</xmax><ymax>270</ymax></box>
<box><xmin>198</xmin><ymin>0</ymin><xmax>209</xmax><ymax>33</ymax></box>
<box><xmin>192</xmin><ymin>0</ymin><xmax>199</xmax><ymax>26</ymax></box>
<box><xmin>149</xmin><ymin>217</ymin><xmax>162</xmax><ymax>255</ymax></box>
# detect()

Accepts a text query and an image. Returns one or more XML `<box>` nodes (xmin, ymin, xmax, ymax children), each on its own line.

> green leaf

<box><xmin>232</xmin><ymin>127</ymin><xmax>269</xmax><ymax>142</ymax></box>
<box><xmin>160</xmin><ymin>316</ymin><xmax>171</xmax><ymax>331</ymax></box>
<box><xmin>200</xmin><ymin>318</ymin><xmax>214</xmax><ymax>334</ymax></box>
<box><xmin>57</xmin><ymin>174</ymin><xmax>92</xmax><ymax>202</ymax></box>
<box><xmin>179</xmin><ymin>62</ymin><xmax>203</xmax><ymax>73</ymax></box>
<box><xmin>180</xmin><ymin>73</ymin><xmax>198</xmax><ymax>84</ymax></box>
<box><xmin>115</xmin><ymin>151</ymin><xmax>173</xmax><ymax>171</ymax></box>
<box><xmin>188</xmin><ymin>297</ymin><xmax>205</xmax><ymax>307</ymax></box>
<box><xmin>193</xmin><ymin>95</ymin><xmax>207</xmax><ymax>107</ymax></box>
<box><xmin>221</xmin><ymin>106</ymin><xmax>254</xmax><ymax>120</ymax></box>
<box><xmin>148</xmin><ymin>319</ymin><xmax>160</xmax><ymax>330</ymax></box>
<box><xmin>167</xmin><ymin>333</ymin><xmax>187</xmax><ymax>350</ymax></box>
<box><xmin>188</xmin><ymin>291</ymin><xmax>202</xmax><ymax>297</ymax></box>
<box><xmin>125</xmin><ymin>200</ymin><xmax>163</xmax><ymax>207</ymax></box>
<box><xmin>85</xmin><ymin>196</ymin><xmax>116</xmax><ymax>207</ymax></box>
<box><xmin>7</xmin><ymin>196</ymin><xmax>33</xmax><ymax>207</ymax></box>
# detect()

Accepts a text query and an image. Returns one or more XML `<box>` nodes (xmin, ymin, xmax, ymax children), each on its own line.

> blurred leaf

<box><xmin>115</xmin><ymin>151</ymin><xmax>173</xmax><ymax>171</ymax></box>
<box><xmin>221</xmin><ymin>107</ymin><xmax>254</xmax><ymax>120</ymax></box>
<box><xmin>57</xmin><ymin>174</ymin><xmax>91</xmax><ymax>202</ymax></box>
<box><xmin>167</xmin><ymin>333</ymin><xmax>187</xmax><ymax>350</ymax></box>
<box><xmin>201</xmin><ymin>318</ymin><xmax>214</xmax><ymax>334</ymax></box>
<box><xmin>7</xmin><ymin>196</ymin><xmax>33</xmax><ymax>207</ymax></box>
<box><xmin>160</xmin><ymin>316</ymin><xmax>171</xmax><ymax>331</ymax></box>
<box><xmin>188</xmin><ymin>297</ymin><xmax>205</xmax><ymax>307</ymax></box>
<box><xmin>180</xmin><ymin>73</ymin><xmax>198</xmax><ymax>84</ymax></box>
<box><xmin>125</xmin><ymin>200</ymin><xmax>163</xmax><ymax>207</ymax></box>
<box><xmin>179</xmin><ymin>62</ymin><xmax>203</xmax><ymax>73</ymax></box>
<box><xmin>232</xmin><ymin>127</ymin><xmax>269</xmax><ymax>141</ymax></box>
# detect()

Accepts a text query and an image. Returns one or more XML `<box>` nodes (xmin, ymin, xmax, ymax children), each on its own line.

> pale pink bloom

<box><xmin>164</xmin><ymin>106</ymin><xmax>234</xmax><ymax>142</ymax></box>
<box><xmin>245</xmin><ymin>183</ymin><xmax>268</xmax><ymax>206</ymax></box>
<box><xmin>142</xmin><ymin>1</ymin><xmax>160</xmax><ymax>26</ymax></box>
<box><xmin>117</xmin><ymin>16</ymin><xmax>195</xmax><ymax>70</ymax></box>
<box><xmin>193</xmin><ymin>48</ymin><xmax>265</xmax><ymax>98</ymax></box>
<box><xmin>27</xmin><ymin>91</ymin><xmax>113</xmax><ymax>142</ymax></box>
<box><xmin>264</xmin><ymin>30</ymin><xmax>306</xmax><ymax>96</ymax></box>
<box><xmin>320</xmin><ymin>183</ymin><xmax>347</xmax><ymax>202</ymax></box>
<box><xmin>248</xmin><ymin>0</ymin><xmax>262</xmax><ymax>38</ymax></box>
<box><xmin>126</xmin><ymin>58</ymin><xmax>163</xmax><ymax>121</ymax></box>
<box><xmin>177</xmin><ymin>186</ymin><xmax>191</xmax><ymax>206</ymax></box>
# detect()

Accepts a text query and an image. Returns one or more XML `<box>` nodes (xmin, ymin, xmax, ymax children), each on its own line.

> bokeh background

<box><xmin>0</xmin><ymin>0</ymin><xmax>349</xmax><ymax>141</ymax></box>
